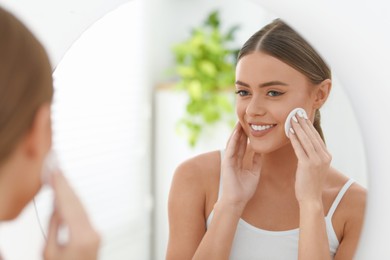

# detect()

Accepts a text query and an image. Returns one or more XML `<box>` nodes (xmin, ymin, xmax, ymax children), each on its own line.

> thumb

<box><xmin>251</xmin><ymin>152</ymin><xmax>262</xmax><ymax>176</ymax></box>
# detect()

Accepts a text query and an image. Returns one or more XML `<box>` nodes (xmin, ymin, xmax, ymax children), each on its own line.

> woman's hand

<box><xmin>220</xmin><ymin>123</ymin><xmax>262</xmax><ymax>212</ymax></box>
<box><xmin>43</xmin><ymin>171</ymin><xmax>100</xmax><ymax>260</ymax></box>
<box><xmin>289</xmin><ymin>111</ymin><xmax>332</xmax><ymax>204</ymax></box>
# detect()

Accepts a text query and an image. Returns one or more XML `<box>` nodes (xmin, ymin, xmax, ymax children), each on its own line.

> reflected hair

<box><xmin>238</xmin><ymin>19</ymin><xmax>331</xmax><ymax>142</ymax></box>
<box><xmin>0</xmin><ymin>6</ymin><xmax>53</xmax><ymax>164</ymax></box>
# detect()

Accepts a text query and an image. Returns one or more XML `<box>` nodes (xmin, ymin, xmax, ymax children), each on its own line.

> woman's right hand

<box><xmin>43</xmin><ymin>171</ymin><xmax>100</xmax><ymax>260</ymax></box>
<box><xmin>220</xmin><ymin>123</ymin><xmax>262</xmax><ymax>212</ymax></box>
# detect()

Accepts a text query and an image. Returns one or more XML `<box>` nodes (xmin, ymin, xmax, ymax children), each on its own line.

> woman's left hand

<box><xmin>289</xmin><ymin>111</ymin><xmax>332</xmax><ymax>204</ymax></box>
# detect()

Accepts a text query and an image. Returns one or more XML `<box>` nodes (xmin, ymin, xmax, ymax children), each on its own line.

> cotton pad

<box><xmin>41</xmin><ymin>150</ymin><xmax>61</xmax><ymax>186</ymax></box>
<box><xmin>284</xmin><ymin>108</ymin><xmax>308</xmax><ymax>138</ymax></box>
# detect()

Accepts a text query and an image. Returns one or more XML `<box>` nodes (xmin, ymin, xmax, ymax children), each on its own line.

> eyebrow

<box><xmin>235</xmin><ymin>80</ymin><xmax>289</xmax><ymax>88</ymax></box>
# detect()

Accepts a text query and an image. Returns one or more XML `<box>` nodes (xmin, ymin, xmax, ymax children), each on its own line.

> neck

<box><xmin>0</xmin><ymin>152</ymin><xmax>38</xmax><ymax>220</ymax></box>
<box><xmin>0</xmin><ymin>161</ymin><xmax>18</xmax><ymax>220</ymax></box>
<box><xmin>260</xmin><ymin>143</ymin><xmax>298</xmax><ymax>187</ymax></box>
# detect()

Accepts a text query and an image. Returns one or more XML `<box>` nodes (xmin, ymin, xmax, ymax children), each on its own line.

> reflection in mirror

<box><xmin>47</xmin><ymin>2</ymin><xmax>150</xmax><ymax>259</ymax></box>
<box><xmin>153</xmin><ymin>1</ymin><xmax>367</xmax><ymax>259</ymax></box>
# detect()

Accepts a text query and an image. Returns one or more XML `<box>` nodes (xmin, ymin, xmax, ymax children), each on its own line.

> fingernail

<box><xmin>297</xmin><ymin>110</ymin><xmax>308</xmax><ymax>119</ymax></box>
<box><xmin>289</xmin><ymin>127</ymin><xmax>295</xmax><ymax>135</ymax></box>
<box><xmin>292</xmin><ymin>116</ymin><xmax>298</xmax><ymax>123</ymax></box>
<box><xmin>297</xmin><ymin>110</ymin><xmax>304</xmax><ymax>118</ymax></box>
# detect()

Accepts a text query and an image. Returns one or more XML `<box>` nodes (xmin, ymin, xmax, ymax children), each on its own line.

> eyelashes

<box><xmin>235</xmin><ymin>90</ymin><xmax>249</xmax><ymax>97</ymax></box>
<box><xmin>266</xmin><ymin>90</ymin><xmax>285</xmax><ymax>97</ymax></box>
<box><xmin>235</xmin><ymin>90</ymin><xmax>285</xmax><ymax>97</ymax></box>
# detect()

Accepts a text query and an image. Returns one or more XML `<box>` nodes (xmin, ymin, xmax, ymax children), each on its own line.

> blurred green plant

<box><xmin>171</xmin><ymin>10</ymin><xmax>240</xmax><ymax>147</ymax></box>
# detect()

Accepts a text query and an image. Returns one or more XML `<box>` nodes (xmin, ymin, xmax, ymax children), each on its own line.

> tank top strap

<box><xmin>327</xmin><ymin>179</ymin><xmax>355</xmax><ymax>218</ymax></box>
<box><xmin>217</xmin><ymin>150</ymin><xmax>225</xmax><ymax>200</ymax></box>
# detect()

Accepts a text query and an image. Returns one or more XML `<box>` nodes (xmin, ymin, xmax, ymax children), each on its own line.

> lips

<box><xmin>248</xmin><ymin>123</ymin><xmax>277</xmax><ymax>138</ymax></box>
<box><xmin>250</xmin><ymin>124</ymin><xmax>276</xmax><ymax>131</ymax></box>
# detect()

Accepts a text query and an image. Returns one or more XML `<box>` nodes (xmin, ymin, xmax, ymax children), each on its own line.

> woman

<box><xmin>0</xmin><ymin>6</ymin><xmax>100</xmax><ymax>260</ymax></box>
<box><xmin>167</xmin><ymin>19</ymin><xmax>366</xmax><ymax>260</ymax></box>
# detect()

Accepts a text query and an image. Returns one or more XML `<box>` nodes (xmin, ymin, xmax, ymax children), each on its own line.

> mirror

<box><xmin>40</xmin><ymin>2</ymin><xmax>151</xmax><ymax>259</ymax></box>
<box><xmin>1</xmin><ymin>0</ymin><xmax>388</xmax><ymax>259</ymax></box>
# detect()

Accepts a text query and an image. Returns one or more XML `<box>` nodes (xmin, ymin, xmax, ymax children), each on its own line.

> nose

<box><xmin>245</xmin><ymin>95</ymin><xmax>267</xmax><ymax>117</ymax></box>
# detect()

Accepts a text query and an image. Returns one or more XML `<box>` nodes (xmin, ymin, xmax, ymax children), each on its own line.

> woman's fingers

<box><xmin>45</xmin><ymin>210</ymin><xmax>60</xmax><ymax>247</ymax></box>
<box><xmin>306</xmin><ymin>119</ymin><xmax>328</xmax><ymax>152</ymax></box>
<box><xmin>225</xmin><ymin>123</ymin><xmax>247</xmax><ymax>164</ymax></box>
<box><xmin>296</xmin><ymin>115</ymin><xmax>326</xmax><ymax>153</ymax></box>
<box><xmin>291</xmin><ymin>116</ymin><xmax>316</xmax><ymax>157</ymax></box>
<box><xmin>51</xmin><ymin>172</ymin><xmax>93</xmax><ymax>234</ymax></box>
<box><xmin>289</xmin><ymin>128</ymin><xmax>308</xmax><ymax>160</ymax></box>
<box><xmin>251</xmin><ymin>152</ymin><xmax>262</xmax><ymax>177</ymax></box>
<box><xmin>225</xmin><ymin>123</ymin><xmax>240</xmax><ymax>158</ymax></box>
<box><xmin>291</xmin><ymin>113</ymin><xmax>331</xmax><ymax>156</ymax></box>
<box><xmin>236</xmin><ymin>125</ymin><xmax>248</xmax><ymax>161</ymax></box>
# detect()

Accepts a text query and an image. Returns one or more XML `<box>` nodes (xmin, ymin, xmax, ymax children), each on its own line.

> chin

<box><xmin>0</xmin><ymin>202</ymin><xmax>28</xmax><ymax>221</ymax></box>
<box><xmin>248</xmin><ymin>138</ymin><xmax>290</xmax><ymax>155</ymax></box>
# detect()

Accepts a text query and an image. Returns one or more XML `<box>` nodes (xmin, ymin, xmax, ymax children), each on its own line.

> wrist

<box><xmin>214</xmin><ymin>199</ymin><xmax>245</xmax><ymax>218</ymax></box>
<box><xmin>298</xmin><ymin>199</ymin><xmax>324</xmax><ymax>214</ymax></box>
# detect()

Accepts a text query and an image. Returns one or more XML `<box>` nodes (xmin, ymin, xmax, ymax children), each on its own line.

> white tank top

<box><xmin>206</xmin><ymin>151</ymin><xmax>354</xmax><ymax>260</ymax></box>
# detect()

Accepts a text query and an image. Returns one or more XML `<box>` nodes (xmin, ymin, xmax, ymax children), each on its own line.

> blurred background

<box><xmin>0</xmin><ymin>0</ymin><xmax>366</xmax><ymax>259</ymax></box>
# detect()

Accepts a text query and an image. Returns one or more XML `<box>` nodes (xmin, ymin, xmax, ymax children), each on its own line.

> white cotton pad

<box><xmin>284</xmin><ymin>108</ymin><xmax>308</xmax><ymax>138</ymax></box>
<box><xmin>41</xmin><ymin>150</ymin><xmax>61</xmax><ymax>186</ymax></box>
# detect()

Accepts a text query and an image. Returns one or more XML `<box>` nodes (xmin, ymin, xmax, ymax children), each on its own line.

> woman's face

<box><xmin>235</xmin><ymin>52</ymin><xmax>316</xmax><ymax>154</ymax></box>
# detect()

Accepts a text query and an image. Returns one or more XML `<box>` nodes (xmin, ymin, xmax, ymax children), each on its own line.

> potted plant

<box><xmin>171</xmin><ymin>10</ymin><xmax>240</xmax><ymax>147</ymax></box>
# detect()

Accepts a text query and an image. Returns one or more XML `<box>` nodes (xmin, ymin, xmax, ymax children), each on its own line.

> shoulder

<box><xmin>326</xmin><ymin>172</ymin><xmax>366</xmax><ymax>257</ymax></box>
<box><xmin>168</xmin><ymin>150</ymin><xmax>222</xmax><ymax>220</ymax></box>
<box><xmin>326</xmin><ymin>168</ymin><xmax>366</xmax><ymax>211</ymax></box>
<box><xmin>172</xmin><ymin>150</ymin><xmax>221</xmax><ymax>185</ymax></box>
<box><xmin>170</xmin><ymin>150</ymin><xmax>221</xmax><ymax>200</ymax></box>
<box><xmin>326</xmin><ymin>168</ymin><xmax>366</xmax><ymax>239</ymax></box>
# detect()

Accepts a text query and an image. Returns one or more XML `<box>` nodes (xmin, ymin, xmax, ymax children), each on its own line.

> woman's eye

<box><xmin>267</xmin><ymin>90</ymin><xmax>284</xmax><ymax>97</ymax></box>
<box><xmin>235</xmin><ymin>90</ymin><xmax>250</xmax><ymax>97</ymax></box>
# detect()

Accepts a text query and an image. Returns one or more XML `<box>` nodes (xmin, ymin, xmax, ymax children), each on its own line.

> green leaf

<box><xmin>176</xmin><ymin>65</ymin><xmax>196</xmax><ymax>78</ymax></box>
<box><xmin>188</xmin><ymin>80</ymin><xmax>202</xmax><ymax>100</ymax></box>
<box><xmin>216</xmin><ymin>95</ymin><xmax>234</xmax><ymax>112</ymax></box>
<box><xmin>170</xmin><ymin>8</ymin><xmax>240</xmax><ymax>147</ymax></box>
<box><xmin>199</xmin><ymin>60</ymin><xmax>217</xmax><ymax>77</ymax></box>
<box><xmin>205</xmin><ymin>10</ymin><xmax>220</xmax><ymax>29</ymax></box>
<box><xmin>224</xmin><ymin>25</ymin><xmax>240</xmax><ymax>41</ymax></box>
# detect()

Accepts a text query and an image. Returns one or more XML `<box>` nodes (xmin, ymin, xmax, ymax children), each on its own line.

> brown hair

<box><xmin>238</xmin><ymin>19</ymin><xmax>331</xmax><ymax>142</ymax></box>
<box><xmin>0</xmin><ymin>7</ymin><xmax>53</xmax><ymax>164</ymax></box>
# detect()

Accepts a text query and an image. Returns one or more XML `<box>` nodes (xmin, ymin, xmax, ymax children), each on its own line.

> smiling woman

<box><xmin>154</xmin><ymin>1</ymin><xmax>366</xmax><ymax>259</ymax></box>
<box><xmin>166</xmin><ymin>19</ymin><xmax>366</xmax><ymax>260</ymax></box>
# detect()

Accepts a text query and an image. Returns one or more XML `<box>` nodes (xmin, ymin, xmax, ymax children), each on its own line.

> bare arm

<box><xmin>167</xmin><ymin>167</ymin><xmax>241</xmax><ymax>260</ymax></box>
<box><xmin>291</xmin><ymin>110</ymin><xmax>366</xmax><ymax>259</ymax></box>
<box><xmin>334</xmin><ymin>185</ymin><xmax>366</xmax><ymax>260</ymax></box>
<box><xmin>290</xmin><ymin>111</ymin><xmax>332</xmax><ymax>260</ymax></box>
<box><xmin>298</xmin><ymin>201</ymin><xmax>330</xmax><ymax>260</ymax></box>
<box><xmin>166</xmin><ymin>159</ymin><xmax>208</xmax><ymax>260</ymax></box>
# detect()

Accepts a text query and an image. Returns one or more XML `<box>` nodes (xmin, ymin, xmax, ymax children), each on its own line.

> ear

<box><xmin>22</xmin><ymin>103</ymin><xmax>52</xmax><ymax>160</ymax></box>
<box><xmin>312</xmin><ymin>79</ymin><xmax>332</xmax><ymax>109</ymax></box>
